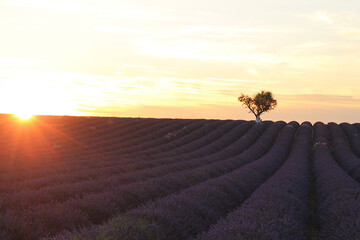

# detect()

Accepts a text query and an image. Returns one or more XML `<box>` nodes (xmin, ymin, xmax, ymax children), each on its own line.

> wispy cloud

<box><xmin>337</xmin><ymin>28</ymin><xmax>360</xmax><ymax>40</ymax></box>
<box><xmin>97</xmin><ymin>26</ymin><xmax>147</xmax><ymax>35</ymax></box>
<box><xmin>0</xmin><ymin>57</ymin><xmax>43</xmax><ymax>67</ymax></box>
<box><xmin>279</xmin><ymin>94</ymin><xmax>360</xmax><ymax>105</ymax></box>
<box><xmin>248</xmin><ymin>68</ymin><xmax>259</xmax><ymax>75</ymax></box>
<box><xmin>2</xmin><ymin>0</ymin><xmax>89</xmax><ymax>12</ymax></box>
<box><xmin>294</xmin><ymin>42</ymin><xmax>326</xmax><ymax>48</ymax></box>
<box><xmin>2</xmin><ymin>0</ymin><xmax>175</xmax><ymax>22</ymax></box>
<box><xmin>310</xmin><ymin>11</ymin><xmax>333</xmax><ymax>24</ymax></box>
<box><xmin>135</xmin><ymin>39</ymin><xmax>280</xmax><ymax>63</ymax></box>
<box><xmin>180</xmin><ymin>26</ymin><xmax>291</xmax><ymax>38</ymax></box>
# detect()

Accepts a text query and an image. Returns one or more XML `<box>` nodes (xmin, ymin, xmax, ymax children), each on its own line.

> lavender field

<box><xmin>0</xmin><ymin>115</ymin><xmax>359</xmax><ymax>240</ymax></box>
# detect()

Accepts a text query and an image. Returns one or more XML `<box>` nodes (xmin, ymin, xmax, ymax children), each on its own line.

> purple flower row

<box><xmin>0</xmin><ymin>117</ymin><xmax>173</xmax><ymax>175</ymax></box>
<box><xmin>110</xmin><ymin>120</ymin><xmax>234</xmax><ymax>155</ymax></box>
<box><xmin>328</xmin><ymin>122</ymin><xmax>360</xmax><ymax>182</ymax></box>
<box><xmin>54</xmin><ymin>121</ymin><xmax>296</xmax><ymax>240</ymax></box>
<box><xmin>0</xmin><ymin>121</ymin><xmax>281</xmax><ymax>239</ymax></box>
<box><xmin>313</xmin><ymin>122</ymin><xmax>360</xmax><ymax>239</ymax></box>
<box><xmin>0</xmin><ymin>121</ymin><xmax>253</xmax><ymax>210</ymax></box>
<box><xmin>0</xmin><ymin>121</ymin><xmax>251</xmax><ymax>195</ymax></box>
<box><xmin>92</xmin><ymin>119</ymin><xmax>199</xmax><ymax>153</ymax></box>
<box><xmin>0</xmin><ymin>119</ymin><xmax>213</xmax><ymax>185</ymax></box>
<box><xmin>340</xmin><ymin>123</ymin><xmax>360</xmax><ymax>158</ymax></box>
<box><xmin>194</xmin><ymin>122</ymin><xmax>312</xmax><ymax>240</ymax></box>
<box><xmin>47</xmin><ymin>118</ymin><xmax>192</xmax><ymax>162</ymax></box>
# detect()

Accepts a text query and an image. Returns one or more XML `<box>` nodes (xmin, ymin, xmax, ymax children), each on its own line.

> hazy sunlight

<box><xmin>13</xmin><ymin>112</ymin><xmax>33</xmax><ymax>120</ymax></box>
<box><xmin>0</xmin><ymin>0</ymin><xmax>359</xmax><ymax>122</ymax></box>
<box><xmin>0</xmin><ymin>78</ymin><xmax>79</xmax><ymax>117</ymax></box>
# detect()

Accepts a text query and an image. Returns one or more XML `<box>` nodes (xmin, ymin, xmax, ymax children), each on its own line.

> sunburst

<box><xmin>14</xmin><ymin>112</ymin><xmax>33</xmax><ymax>120</ymax></box>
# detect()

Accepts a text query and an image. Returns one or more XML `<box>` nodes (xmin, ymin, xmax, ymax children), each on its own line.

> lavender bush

<box><xmin>54</xmin><ymin>122</ymin><xmax>296</xmax><ymax>240</ymax></box>
<box><xmin>194</xmin><ymin>122</ymin><xmax>312</xmax><ymax>240</ymax></box>
<box><xmin>313</xmin><ymin>122</ymin><xmax>360</xmax><ymax>239</ymax></box>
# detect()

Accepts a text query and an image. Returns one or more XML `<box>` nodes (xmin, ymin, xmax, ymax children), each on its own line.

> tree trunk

<box><xmin>255</xmin><ymin>115</ymin><xmax>262</xmax><ymax>123</ymax></box>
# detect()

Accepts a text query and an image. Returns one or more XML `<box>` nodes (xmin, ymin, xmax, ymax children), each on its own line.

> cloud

<box><xmin>181</xmin><ymin>26</ymin><xmax>291</xmax><ymax>38</ymax></box>
<box><xmin>97</xmin><ymin>26</ymin><xmax>146</xmax><ymax>35</ymax></box>
<box><xmin>117</xmin><ymin>64</ymin><xmax>154</xmax><ymax>70</ymax></box>
<box><xmin>2</xmin><ymin>0</ymin><xmax>171</xmax><ymax>22</ymax></box>
<box><xmin>135</xmin><ymin>39</ymin><xmax>280</xmax><ymax>63</ymax></box>
<box><xmin>248</xmin><ymin>68</ymin><xmax>258</xmax><ymax>75</ymax></box>
<box><xmin>2</xmin><ymin>0</ymin><xmax>87</xmax><ymax>12</ymax></box>
<box><xmin>204</xmin><ymin>78</ymin><xmax>257</xmax><ymax>84</ymax></box>
<box><xmin>0</xmin><ymin>57</ymin><xmax>43</xmax><ymax>68</ymax></box>
<box><xmin>293</xmin><ymin>42</ymin><xmax>326</xmax><ymax>48</ymax></box>
<box><xmin>313</xmin><ymin>11</ymin><xmax>333</xmax><ymax>24</ymax></box>
<box><xmin>337</xmin><ymin>28</ymin><xmax>360</xmax><ymax>40</ymax></box>
<box><xmin>279</xmin><ymin>94</ymin><xmax>360</xmax><ymax>106</ymax></box>
<box><xmin>304</xmin><ymin>11</ymin><xmax>333</xmax><ymax>24</ymax></box>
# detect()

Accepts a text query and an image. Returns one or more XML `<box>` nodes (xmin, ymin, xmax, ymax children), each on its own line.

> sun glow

<box><xmin>0</xmin><ymin>78</ymin><xmax>79</xmax><ymax>117</ymax></box>
<box><xmin>14</xmin><ymin>112</ymin><xmax>33</xmax><ymax>120</ymax></box>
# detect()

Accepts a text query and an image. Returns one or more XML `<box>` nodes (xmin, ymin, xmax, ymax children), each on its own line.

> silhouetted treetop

<box><xmin>238</xmin><ymin>90</ymin><xmax>277</xmax><ymax>122</ymax></box>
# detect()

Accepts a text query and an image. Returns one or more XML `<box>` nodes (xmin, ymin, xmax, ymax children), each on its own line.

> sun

<box><xmin>1</xmin><ymin>79</ymin><xmax>79</xmax><ymax>119</ymax></box>
<box><xmin>13</xmin><ymin>112</ymin><xmax>34</xmax><ymax>120</ymax></box>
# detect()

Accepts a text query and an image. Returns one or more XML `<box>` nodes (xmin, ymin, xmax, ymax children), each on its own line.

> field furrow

<box><xmin>51</xmin><ymin>121</ymin><xmax>296</xmax><ymax>240</ymax></box>
<box><xmin>340</xmin><ymin>123</ymin><xmax>360</xmax><ymax>158</ymax></box>
<box><xmin>193</xmin><ymin>122</ymin><xmax>312</xmax><ymax>240</ymax></box>
<box><xmin>0</xmin><ymin>115</ymin><xmax>359</xmax><ymax>240</ymax></box>
<box><xmin>313</xmin><ymin>122</ymin><xmax>360</xmax><ymax>239</ymax></box>
<box><xmin>328</xmin><ymin>122</ymin><xmax>360</xmax><ymax>182</ymax></box>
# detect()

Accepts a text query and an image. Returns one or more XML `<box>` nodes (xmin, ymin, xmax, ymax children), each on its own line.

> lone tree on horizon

<box><xmin>238</xmin><ymin>90</ymin><xmax>277</xmax><ymax>123</ymax></box>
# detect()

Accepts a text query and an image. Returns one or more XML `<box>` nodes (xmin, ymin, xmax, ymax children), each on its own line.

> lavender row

<box><xmin>0</xmin><ymin>119</ymin><xmax>207</xmax><ymax>183</ymax></box>
<box><xmin>105</xmin><ymin>120</ymin><xmax>238</xmax><ymax>156</ymax></box>
<box><xmin>35</xmin><ymin>117</ymin><xmax>135</xmax><ymax>143</ymax></box>
<box><xmin>107</xmin><ymin>120</ymin><xmax>222</xmax><ymax>155</ymax></box>
<box><xmin>49</xmin><ymin>118</ymin><xmax>194</xmax><ymax>156</ymax></box>
<box><xmin>152</xmin><ymin>121</ymin><xmax>254</xmax><ymax>158</ymax></box>
<box><xmin>0</xmin><ymin>121</ymin><xmax>252</xmax><ymax>209</ymax></box>
<box><xmin>55</xmin><ymin>121</ymin><xmax>296</xmax><ymax>240</ymax></box>
<box><xmin>0</xmin><ymin>117</ymin><xmax>162</xmax><ymax>172</ymax></box>
<box><xmin>0</xmin><ymin>121</ymin><xmax>251</xmax><ymax>193</ymax></box>
<box><xmin>54</xmin><ymin>118</ymin><xmax>204</xmax><ymax>162</ymax></box>
<box><xmin>116</xmin><ymin>121</ymin><xmax>253</xmax><ymax>169</ymax></box>
<box><xmin>89</xmin><ymin>120</ymin><xmax>223</xmax><ymax>161</ymax></box>
<box><xmin>83</xmin><ymin>118</ymin><xmax>192</xmax><ymax>151</ymax></box>
<box><xmin>328</xmin><ymin>122</ymin><xmax>360</xmax><ymax>182</ymax></box>
<box><xmin>41</xmin><ymin>119</ymin><xmax>209</xmax><ymax>163</ymax></box>
<box><xmin>340</xmin><ymin>123</ymin><xmax>360</xmax><ymax>158</ymax></box>
<box><xmin>65</xmin><ymin>117</ymin><xmax>160</xmax><ymax>144</ymax></box>
<box><xmin>194</xmin><ymin>122</ymin><xmax>312</xmax><ymax>240</ymax></box>
<box><xmin>56</xmin><ymin>119</ymin><xmax>215</xmax><ymax>163</ymax></box>
<box><xmin>42</xmin><ymin>118</ymin><xmax>190</xmax><ymax>162</ymax></box>
<box><xmin>48</xmin><ymin>117</ymin><xmax>169</xmax><ymax>157</ymax></box>
<box><xmin>0</xmin><ymin>121</ymin><xmax>267</xmax><ymax>212</ymax></box>
<box><xmin>74</xmin><ymin>118</ymin><xmax>174</xmax><ymax>147</ymax></box>
<box><xmin>0</xmin><ymin>117</ymin><xmax>157</xmax><ymax>158</ymax></box>
<box><xmin>11</xmin><ymin>118</ymin><xmax>183</xmax><ymax>166</ymax></box>
<box><xmin>0</xmin><ymin>122</ymin><xmax>282</xmax><ymax>239</ymax></box>
<box><xmin>313</xmin><ymin>122</ymin><xmax>360</xmax><ymax>239</ymax></box>
<box><xmin>0</xmin><ymin>119</ymin><xmax>206</xmax><ymax>181</ymax></box>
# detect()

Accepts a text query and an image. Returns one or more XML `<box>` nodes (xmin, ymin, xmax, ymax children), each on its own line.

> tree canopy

<box><xmin>238</xmin><ymin>91</ymin><xmax>277</xmax><ymax>122</ymax></box>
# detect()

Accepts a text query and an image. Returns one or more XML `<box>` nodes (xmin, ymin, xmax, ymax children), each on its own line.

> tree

<box><xmin>238</xmin><ymin>90</ymin><xmax>277</xmax><ymax>123</ymax></box>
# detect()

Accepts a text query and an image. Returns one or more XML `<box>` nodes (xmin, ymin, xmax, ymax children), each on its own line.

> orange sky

<box><xmin>0</xmin><ymin>0</ymin><xmax>359</xmax><ymax>123</ymax></box>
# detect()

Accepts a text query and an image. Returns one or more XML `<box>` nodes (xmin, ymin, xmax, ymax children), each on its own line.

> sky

<box><xmin>0</xmin><ymin>0</ymin><xmax>359</xmax><ymax>123</ymax></box>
